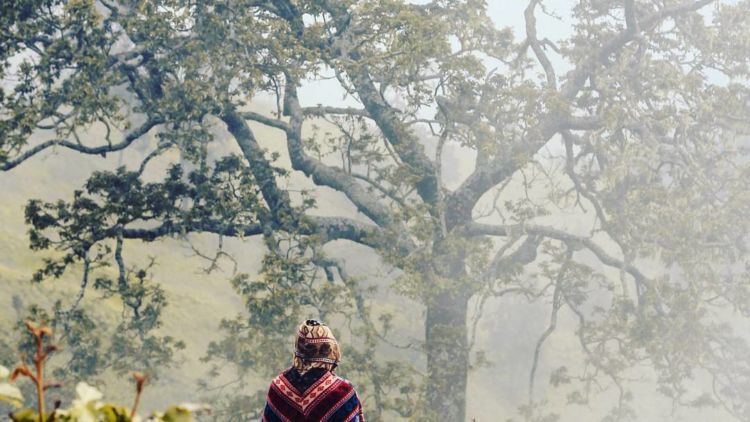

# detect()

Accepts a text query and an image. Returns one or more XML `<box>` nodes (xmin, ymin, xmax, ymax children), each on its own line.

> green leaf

<box><xmin>9</xmin><ymin>408</ymin><xmax>37</xmax><ymax>422</ymax></box>
<box><xmin>152</xmin><ymin>403</ymin><xmax>210</xmax><ymax>422</ymax></box>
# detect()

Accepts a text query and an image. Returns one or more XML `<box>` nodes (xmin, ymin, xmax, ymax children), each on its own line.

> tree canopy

<box><xmin>2</xmin><ymin>0</ymin><xmax>750</xmax><ymax>420</ymax></box>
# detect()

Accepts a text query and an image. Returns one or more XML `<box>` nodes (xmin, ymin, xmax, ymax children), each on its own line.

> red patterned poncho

<box><xmin>261</xmin><ymin>367</ymin><xmax>365</xmax><ymax>422</ymax></box>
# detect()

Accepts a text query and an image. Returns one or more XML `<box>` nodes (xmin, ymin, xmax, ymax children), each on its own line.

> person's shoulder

<box><xmin>281</xmin><ymin>366</ymin><xmax>296</xmax><ymax>377</ymax></box>
<box><xmin>332</xmin><ymin>374</ymin><xmax>358</xmax><ymax>391</ymax></box>
<box><xmin>268</xmin><ymin>367</ymin><xmax>293</xmax><ymax>386</ymax></box>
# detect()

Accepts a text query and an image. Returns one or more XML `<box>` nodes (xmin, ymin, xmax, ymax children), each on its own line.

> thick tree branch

<box><xmin>120</xmin><ymin>216</ymin><xmax>384</xmax><ymax>249</ymax></box>
<box><xmin>270</xmin><ymin>0</ymin><xmax>304</xmax><ymax>36</ymax></box>
<box><xmin>484</xmin><ymin>235</ymin><xmax>541</xmax><ymax>281</ymax></box>
<box><xmin>525</xmin><ymin>0</ymin><xmax>557</xmax><ymax>88</ymax></box>
<box><xmin>302</xmin><ymin>106</ymin><xmax>369</xmax><ymax>117</ymax></box>
<box><xmin>446</xmin><ymin>117</ymin><xmax>563</xmax><ymax>226</ymax></box>
<box><xmin>240</xmin><ymin>111</ymin><xmax>291</xmax><ymax>133</ymax></box>
<box><xmin>316</xmin><ymin>3</ymin><xmax>440</xmax><ymax>208</ymax></box>
<box><xmin>121</xmin><ymin>221</ymin><xmax>263</xmax><ymax>241</ymax></box>
<box><xmin>309</xmin><ymin>216</ymin><xmax>385</xmax><ymax>248</ymax></box>
<box><xmin>283</xmin><ymin>79</ymin><xmax>395</xmax><ymax>227</ymax></box>
<box><xmin>221</xmin><ymin>106</ymin><xmax>293</xmax><ymax>221</ymax></box>
<box><xmin>1</xmin><ymin>117</ymin><xmax>164</xmax><ymax>171</ymax></box>
<box><xmin>344</xmin><ymin>65</ymin><xmax>440</xmax><ymax>207</ymax></box>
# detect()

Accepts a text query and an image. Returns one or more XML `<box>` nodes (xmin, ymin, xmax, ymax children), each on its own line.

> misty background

<box><xmin>2</xmin><ymin>0</ymin><xmax>749</xmax><ymax>421</ymax></box>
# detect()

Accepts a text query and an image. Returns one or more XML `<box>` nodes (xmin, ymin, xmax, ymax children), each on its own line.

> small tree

<box><xmin>2</xmin><ymin>0</ymin><xmax>750</xmax><ymax>420</ymax></box>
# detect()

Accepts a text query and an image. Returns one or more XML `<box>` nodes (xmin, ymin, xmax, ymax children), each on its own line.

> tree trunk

<box><xmin>425</xmin><ymin>256</ymin><xmax>471</xmax><ymax>421</ymax></box>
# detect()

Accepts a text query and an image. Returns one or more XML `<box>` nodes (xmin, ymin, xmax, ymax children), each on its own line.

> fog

<box><xmin>2</xmin><ymin>1</ymin><xmax>749</xmax><ymax>421</ymax></box>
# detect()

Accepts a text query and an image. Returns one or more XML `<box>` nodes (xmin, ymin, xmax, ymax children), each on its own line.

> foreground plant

<box><xmin>4</xmin><ymin>321</ymin><xmax>208</xmax><ymax>422</ymax></box>
<box><xmin>0</xmin><ymin>364</ymin><xmax>24</xmax><ymax>408</ymax></box>
<box><xmin>8</xmin><ymin>321</ymin><xmax>61</xmax><ymax>419</ymax></box>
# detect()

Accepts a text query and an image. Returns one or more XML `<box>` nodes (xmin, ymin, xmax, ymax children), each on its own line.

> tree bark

<box><xmin>425</xmin><ymin>286</ymin><xmax>471</xmax><ymax>421</ymax></box>
<box><xmin>424</xmin><ymin>254</ymin><xmax>471</xmax><ymax>421</ymax></box>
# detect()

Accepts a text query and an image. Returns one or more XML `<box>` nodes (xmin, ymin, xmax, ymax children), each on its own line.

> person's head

<box><xmin>293</xmin><ymin>319</ymin><xmax>341</xmax><ymax>374</ymax></box>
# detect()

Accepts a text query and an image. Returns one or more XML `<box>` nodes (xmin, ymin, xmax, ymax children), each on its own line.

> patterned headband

<box><xmin>297</xmin><ymin>334</ymin><xmax>337</xmax><ymax>344</ymax></box>
<box><xmin>293</xmin><ymin>352</ymin><xmax>338</xmax><ymax>365</ymax></box>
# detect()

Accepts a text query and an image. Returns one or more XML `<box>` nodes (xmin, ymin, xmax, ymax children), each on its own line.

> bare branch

<box><xmin>240</xmin><ymin>110</ymin><xmax>292</xmax><ymax>132</ymax></box>
<box><xmin>525</xmin><ymin>0</ymin><xmax>557</xmax><ymax>88</ymax></box>
<box><xmin>528</xmin><ymin>250</ymin><xmax>569</xmax><ymax>405</ymax></box>
<box><xmin>467</xmin><ymin>222</ymin><xmax>648</xmax><ymax>287</ymax></box>
<box><xmin>222</xmin><ymin>106</ymin><xmax>293</xmax><ymax>219</ymax></box>
<box><xmin>350</xmin><ymin>173</ymin><xmax>408</xmax><ymax>208</ymax></box>
<box><xmin>624</xmin><ymin>0</ymin><xmax>639</xmax><ymax>34</ymax></box>
<box><xmin>562</xmin><ymin>130</ymin><xmax>608</xmax><ymax>228</ymax></box>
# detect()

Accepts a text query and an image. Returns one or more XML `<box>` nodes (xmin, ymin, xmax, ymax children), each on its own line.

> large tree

<box><xmin>3</xmin><ymin>0</ymin><xmax>750</xmax><ymax>420</ymax></box>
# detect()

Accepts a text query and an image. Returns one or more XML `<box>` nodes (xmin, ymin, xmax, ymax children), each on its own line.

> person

<box><xmin>261</xmin><ymin>319</ymin><xmax>365</xmax><ymax>422</ymax></box>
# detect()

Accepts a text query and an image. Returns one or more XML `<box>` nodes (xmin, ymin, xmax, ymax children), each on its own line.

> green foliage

<box><xmin>17</xmin><ymin>157</ymin><xmax>268</xmax><ymax>383</ymax></box>
<box><xmin>3</xmin><ymin>0</ymin><xmax>750</xmax><ymax>420</ymax></box>
<box><xmin>4</xmin><ymin>376</ymin><xmax>208</xmax><ymax>422</ymax></box>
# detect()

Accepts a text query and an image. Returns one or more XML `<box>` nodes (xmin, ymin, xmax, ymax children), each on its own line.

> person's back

<box><xmin>261</xmin><ymin>320</ymin><xmax>365</xmax><ymax>422</ymax></box>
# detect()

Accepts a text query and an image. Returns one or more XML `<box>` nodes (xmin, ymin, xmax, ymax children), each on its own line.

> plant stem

<box><xmin>130</xmin><ymin>372</ymin><xmax>147</xmax><ymax>419</ymax></box>
<box><xmin>130</xmin><ymin>390</ymin><xmax>142</xmax><ymax>419</ymax></box>
<box><xmin>34</xmin><ymin>333</ymin><xmax>45</xmax><ymax>422</ymax></box>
